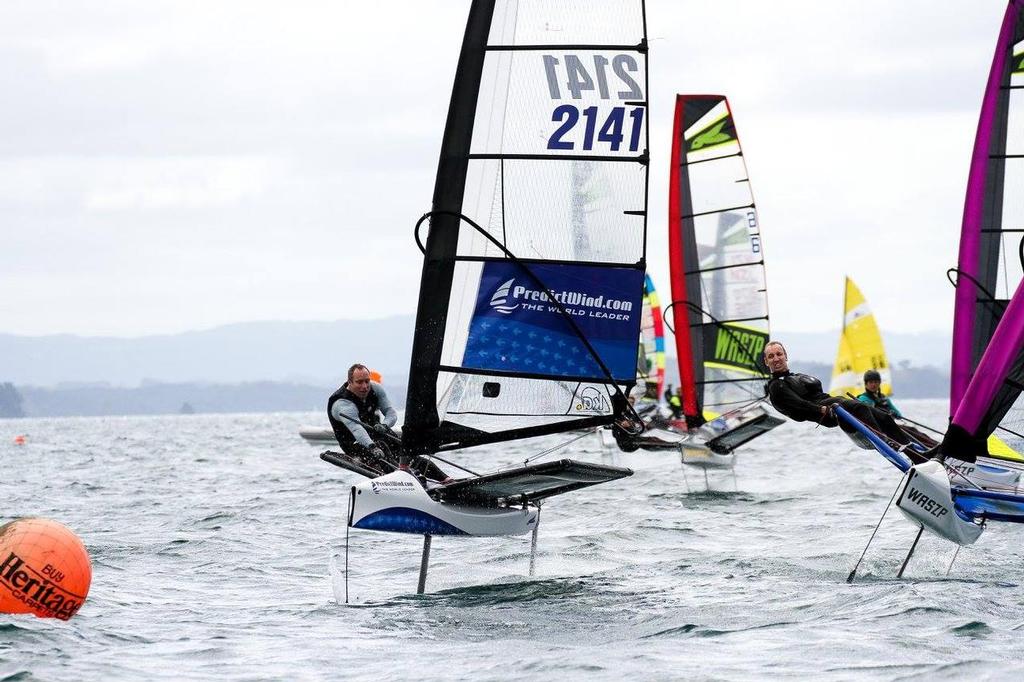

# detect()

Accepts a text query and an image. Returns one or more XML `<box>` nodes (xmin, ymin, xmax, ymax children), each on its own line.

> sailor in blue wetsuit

<box><xmin>763</xmin><ymin>341</ymin><xmax>912</xmax><ymax>446</ymax></box>
<box><xmin>328</xmin><ymin>364</ymin><xmax>451</xmax><ymax>483</ymax></box>
<box><xmin>856</xmin><ymin>369</ymin><xmax>902</xmax><ymax>418</ymax></box>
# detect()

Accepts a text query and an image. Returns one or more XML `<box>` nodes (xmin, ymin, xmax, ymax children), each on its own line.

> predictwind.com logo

<box><xmin>490</xmin><ymin>278</ymin><xmax>520</xmax><ymax>314</ymax></box>
<box><xmin>487</xmin><ymin>277</ymin><xmax>634</xmax><ymax>320</ymax></box>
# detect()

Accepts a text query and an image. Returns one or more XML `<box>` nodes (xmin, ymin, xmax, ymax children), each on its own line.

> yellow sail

<box><xmin>828</xmin><ymin>281</ymin><xmax>1022</xmax><ymax>462</ymax></box>
<box><xmin>829</xmin><ymin>277</ymin><xmax>892</xmax><ymax>398</ymax></box>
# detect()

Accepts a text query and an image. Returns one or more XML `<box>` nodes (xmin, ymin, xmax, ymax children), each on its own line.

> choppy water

<box><xmin>3</xmin><ymin>400</ymin><xmax>1024</xmax><ymax>680</ymax></box>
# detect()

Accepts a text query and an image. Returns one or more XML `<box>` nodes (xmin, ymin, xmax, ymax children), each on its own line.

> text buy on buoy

<box><xmin>0</xmin><ymin>518</ymin><xmax>91</xmax><ymax>620</ymax></box>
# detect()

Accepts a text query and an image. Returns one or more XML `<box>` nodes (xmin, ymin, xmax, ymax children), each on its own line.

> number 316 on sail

<box><xmin>542</xmin><ymin>53</ymin><xmax>645</xmax><ymax>153</ymax></box>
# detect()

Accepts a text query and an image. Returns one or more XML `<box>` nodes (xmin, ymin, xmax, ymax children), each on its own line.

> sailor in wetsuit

<box><xmin>763</xmin><ymin>341</ymin><xmax>912</xmax><ymax>446</ymax></box>
<box><xmin>856</xmin><ymin>369</ymin><xmax>902</xmax><ymax>418</ymax></box>
<box><xmin>328</xmin><ymin>364</ymin><xmax>452</xmax><ymax>483</ymax></box>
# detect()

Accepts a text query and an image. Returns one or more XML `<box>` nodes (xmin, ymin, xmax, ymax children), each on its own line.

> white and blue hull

<box><xmin>348</xmin><ymin>471</ymin><xmax>538</xmax><ymax>537</ymax></box>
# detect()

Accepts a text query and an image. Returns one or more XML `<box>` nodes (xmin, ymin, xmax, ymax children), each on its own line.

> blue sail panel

<box><xmin>463</xmin><ymin>261</ymin><xmax>644</xmax><ymax>382</ymax></box>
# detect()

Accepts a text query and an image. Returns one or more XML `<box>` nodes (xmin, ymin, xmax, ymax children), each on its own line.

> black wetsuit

<box><xmin>766</xmin><ymin>371</ymin><xmax>910</xmax><ymax>445</ymax></box>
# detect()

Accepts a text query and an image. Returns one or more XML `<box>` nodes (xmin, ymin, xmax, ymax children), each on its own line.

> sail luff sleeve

<box><xmin>951</xmin><ymin>1</ymin><xmax>1018</xmax><ymax>415</ymax></box>
<box><xmin>952</xmin><ymin>277</ymin><xmax>1024</xmax><ymax>437</ymax></box>
<box><xmin>404</xmin><ymin>0</ymin><xmax>497</xmax><ymax>450</ymax></box>
<box><xmin>668</xmin><ymin>94</ymin><xmax>700</xmax><ymax>417</ymax></box>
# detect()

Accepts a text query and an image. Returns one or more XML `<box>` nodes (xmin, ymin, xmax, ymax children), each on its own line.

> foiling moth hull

<box><xmin>349</xmin><ymin>471</ymin><xmax>538</xmax><ymax>537</ymax></box>
<box><xmin>896</xmin><ymin>461</ymin><xmax>984</xmax><ymax>546</ymax></box>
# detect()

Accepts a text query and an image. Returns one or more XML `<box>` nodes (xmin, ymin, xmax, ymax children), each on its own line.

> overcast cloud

<box><xmin>0</xmin><ymin>1</ymin><xmax>1009</xmax><ymax>339</ymax></box>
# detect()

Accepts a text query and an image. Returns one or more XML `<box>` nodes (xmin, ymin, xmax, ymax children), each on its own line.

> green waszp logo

<box><xmin>711</xmin><ymin>326</ymin><xmax>767</xmax><ymax>372</ymax></box>
<box><xmin>690</xmin><ymin>118</ymin><xmax>732</xmax><ymax>151</ymax></box>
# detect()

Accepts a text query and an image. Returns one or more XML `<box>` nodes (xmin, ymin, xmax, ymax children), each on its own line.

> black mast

<box><xmin>404</xmin><ymin>0</ymin><xmax>497</xmax><ymax>456</ymax></box>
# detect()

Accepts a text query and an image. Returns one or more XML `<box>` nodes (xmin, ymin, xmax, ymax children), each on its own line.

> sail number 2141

<box><xmin>543</xmin><ymin>53</ymin><xmax>644</xmax><ymax>152</ymax></box>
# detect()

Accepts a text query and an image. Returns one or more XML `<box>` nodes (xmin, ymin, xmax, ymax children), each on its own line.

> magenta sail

<box><xmin>950</xmin><ymin>1</ymin><xmax>1021</xmax><ymax>413</ymax></box>
<box><xmin>951</xmin><ymin>277</ymin><xmax>1024</xmax><ymax>436</ymax></box>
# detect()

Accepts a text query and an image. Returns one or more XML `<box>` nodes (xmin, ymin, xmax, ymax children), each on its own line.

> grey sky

<box><xmin>0</xmin><ymin>1</ymin><xmax>1008</xmax><ymax>338</ymax></box>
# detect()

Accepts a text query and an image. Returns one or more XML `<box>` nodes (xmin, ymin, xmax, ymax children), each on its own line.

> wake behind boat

<box><xmin>321</xmin><ymin>0</ymin><xmax>652</xmax><ymax>594</ymax></box>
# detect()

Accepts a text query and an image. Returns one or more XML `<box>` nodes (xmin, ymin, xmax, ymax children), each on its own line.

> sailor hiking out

<box><xmin>763</xmin><ymin>342</ymin><xmax>913</xmax><ymax>448</ymax></box>
<box><xmin>328</xmin><ymin>363</ymin><xmax>452</xmax><ymax>483</ymax></box>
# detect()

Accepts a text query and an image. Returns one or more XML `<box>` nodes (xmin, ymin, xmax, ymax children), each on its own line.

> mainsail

<box><xmin>403</xmin><ymin>0</ymin><xmax>650</xmax><ymax>456</ymax></box>
<box><xmin>829</xmin><ymin>277</ymin><xmax>892</xmax><ymax>398</ymax></box>
<box><xmin>637</xmin><ymin>273</ymin><xmax>665</xmax><ymax>400</ymax></box>
<box><xmin>667</xmin><ymin>95</ymin><xmax>770</xmax><ymax>426</ymax></box>
<box><xmin>946</xmin><ymin>0</ymin><xmax>1024</xmax><ymax>458</ymax></box>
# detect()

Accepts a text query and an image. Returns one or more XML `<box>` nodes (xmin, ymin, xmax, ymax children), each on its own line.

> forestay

<box><xmin>404</xmin><ymin>0</ymin><xmax>650</xmax><ymax>455</ymax></box>
<box><xmin>668</xmin><ymin>95</ymin><xmax>770</xmax><ymax>425</ymax></box>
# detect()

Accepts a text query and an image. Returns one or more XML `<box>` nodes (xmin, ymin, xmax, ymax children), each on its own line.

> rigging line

<box><xmin>946</xmin><ymin>268</ymin><xmax>1009</xmax><ymax>319</ymax></box>
<box><xmin>414</xmin><ymin>210</ymin><xmax>642</xmax><ymax>426</ymax></box>
<box><xmin>854</xmin><ymin>414</ymin><xmax>989</xmax><ymax>491</ymax></box>
<box><xmin>523</xmin><ymin>429</ymin><xmax>595</xmax><ymax>465</ymax></box>
<box><xmin>422</xmin><ymin>452</ymin><xmax>481</xmax><ymax>477</ymax></box>
<box><xmin>898</xmin><ymin>415</ymin><xmax>945</xmax><ymax>436</ymax></box>
<box><xmin>847</xmin><ymin>475</ymin><xmax>903</xmax><ymax>583</ymax></box>
<box><xmin>663</xmin><ymin>299</ymin><xmax>770</xmax><ymax>392</ymax></box>
<box><xmin>708</xmin><ymin>396</ymin><xmax>769</xmax><ymax>419</ymax></box>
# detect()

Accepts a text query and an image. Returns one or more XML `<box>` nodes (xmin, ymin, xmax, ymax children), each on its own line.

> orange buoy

<box><xmin>13</xmin><ymin>435</ymin><xmax>25</xmax><ymax>445</ymax></box>
<box><xmin>369</xmin><ymin>370</ymin><xmax>383</xmax><ymax>383</ymax></box>
<box><xmin>0</xmin><ymin>518</ymin><xmax>92</xmax><ymax>620</ymax></box>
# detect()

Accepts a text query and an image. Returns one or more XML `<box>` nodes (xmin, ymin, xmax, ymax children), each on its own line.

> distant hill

<box><xmin>0</xmin><ymin>317</ymin><xmax>950</xmax><ymax>388</ymax></box>
<box><xmin>18</xmin><ymin>380</ymin><xmax>408</xmax><ymax>418</ymax></box>
<box><xmin>0</xmin><ymin>316</ymin><xmax>415</xmax><ymax>387</ymax></box>
<box><xmin>0</xmin><ymin>318</ymin><xmax>953</xmax><ymax>416</ymax></box>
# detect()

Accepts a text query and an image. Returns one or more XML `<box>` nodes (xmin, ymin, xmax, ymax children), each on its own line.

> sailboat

<box><xmin>666</xmin><ymin>94</ymin><xmax>784</xmax><ymax>469</ymax></box>
<box><xmin>829</xmin><ymin>277</ymin><xmax>892</xmax><ymax>399</ymax></box>
<box><xmin>828</xmin><ymin>277</ymin><xmax>1020</xmax><ymax>461</ymax></box>
<box><xmin>637</xmin><ymin>274</ymin><xmax>666</xmax><ymax>410</ymax></box>
<box><xmin>840</xmin><ymin>0</ymin><xmax>1024</xmax><ymax>576</ymax></box>
<box><xmin>596</xmin><ymin>274</ymin><xmax>677</xmax><ymax>450</ymax></box>
<box><xmin>320</xmin><ymin>0</ymin><xmax>650</xmax><ymax>592</ymax></box>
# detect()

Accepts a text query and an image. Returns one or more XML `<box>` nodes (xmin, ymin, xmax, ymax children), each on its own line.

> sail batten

<box><xmin>404</xmin><ymin>0</ymin><xmax>650</xmax><ymax>456</ymax></box>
